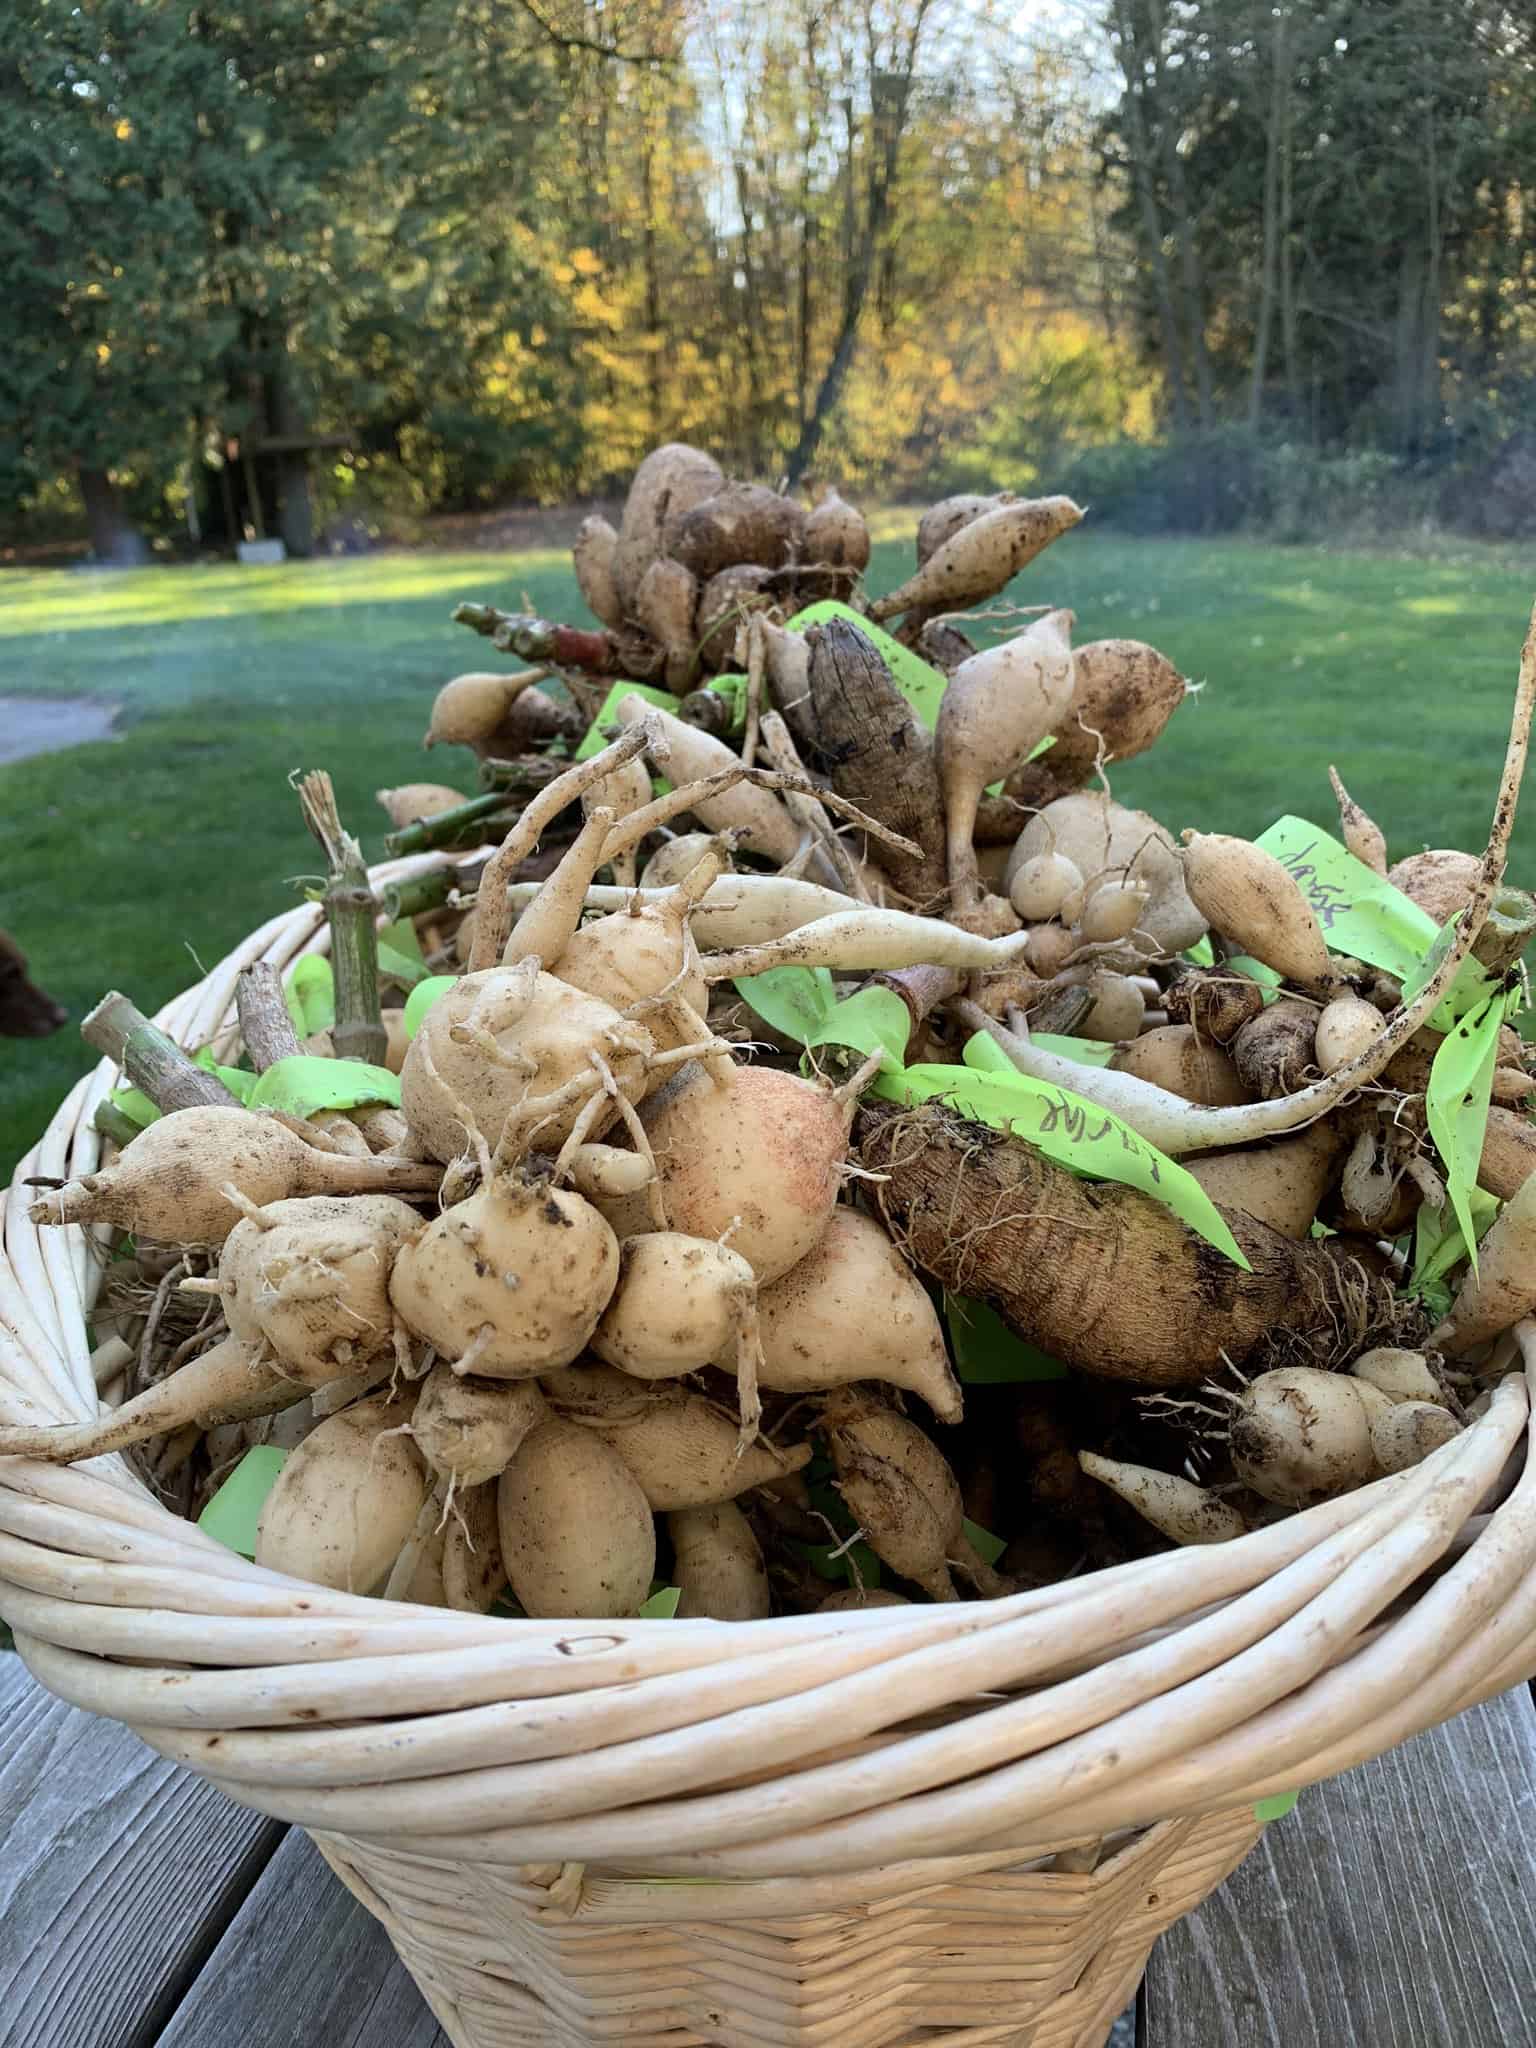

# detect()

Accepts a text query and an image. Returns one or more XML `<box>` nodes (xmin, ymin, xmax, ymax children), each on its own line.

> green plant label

<box><xmin>193</xmin><ymin>1045</ymin><xmax>257</xmax><ymax>1101</ymax></box>
<box><xmin>1425</xmin><ymin>989</ymin><xmax>1511</xmax><ymax>1271</ymax></box>
<box><xmin>961</xmin><ymin>1517</ymin><xmax>1007</xmax><ymax>1566</ymax></box>
<box><xmin>637</xmin><ymin>1584</ymin><xmax>682</xmax><ymax>1619</ymax></box>
<box><xmin>732</xmin><ymin>966</ymin><xmax>910</xmax><ymax>1072</ymax></box>
<box><xmin>246</xmin><ymin>1055</ymin><xmax>401</xmax><ymax>1116</ymax></box>
<box><xmin>731</xmin><ymin>965</ymin><xmax>837</xmax><ymax>1043</ymax></box>
<box><xmin>285</xmin><ymin>954</ymin><xmax>336</xmax><ymax>1038</ymax></box>
<box><xmin>730</xmin><ymin>962</ymin><xmax>1247</xmax><ymax>1266</ymax></box>
<box><xmin>404</xmin><ymin>974</ymin><xmax>457</xmax><ymax>1038</ymax></box>
<box><xmin>1253</xmin><ymin>816</ymin><xmax>1435</xmax><ymax>977</ymax></box>
<box><xmin>573</xmin><ymin>680</ymin><xmax>677</xmax><ymax>760</ymax></box>
<box><xmin>1410</xmin><ymin>1181</ymin><xmax>1499</xmax><ymax>1309</ymax></box>
<box><xmin>1253</xmin><ymin>1789</ymin><xmax>1299</xmax><ymax>1824</ymax></box>
<box><xmin>793</xmin><ymin>1537</ymin><xmax>883</xmax><ymax>1588</ymax></box>
<box><xmin>944</xmin><ymin>1293</ymin><xmax>1069</xmax><ymax>1382</ymax></box>
<box><xmin>803</xmin><ymin>986</ymin><xmax>911</xmax><ymax>1070</ymax></box>
<box><xmin>106</xmin><ymin>1085</ymin><xmax>159</xmax><ymax>1132</ymax></box>
<box><xmin>376</xmin><ymin>916</ymin><xmax>429</xmax><ymax>988</ymax></box>
<box><xmin>704</xmin><ymin>673</ymin><xmax>748</xmax><ymax>731</ymax></box>
<box><xmin>197</xmin><ymin>1446</ymin><xmax>287</xmax><ymax>1559</ymax></box>
<box><xmin>874</xmin><ymin>1056</ymin><xmax>1251</xmax><ymax>1269</ymax></box>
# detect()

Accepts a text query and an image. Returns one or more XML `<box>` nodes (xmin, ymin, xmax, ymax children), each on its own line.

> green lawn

<box><xmin>1</xmin><ymin>532</ymin><xmax>1531</xmax><ymax>1179</ymax></box>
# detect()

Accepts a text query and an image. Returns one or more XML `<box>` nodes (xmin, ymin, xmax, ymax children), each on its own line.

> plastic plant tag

<box><xmin>1253</xmin><ymin>1789</ymin><xmax>1299</xmax><ymax>1824</ymax></box>
<box><xmin>286</xmin><ymin>955</ymin><xmax>336</xmax><ymax>1038</ymax></box>
<box><xmin>637</xmin><ymin>1585</ymin><xmax>681</xmax><ymax>1619</ymax></box>
<box><xmin>404</xmin><ymin>974</ymin><xmax>456</xmax><ymax>1039</ymax></box>
<box><xmin>194</xmin><ymin>1045</ymin><xmax>257</xmax><ymax>1102</ymax></box>
<box><xmin>964</xmin><ymin>1029</ymin><xmax>1113</xmax><ymax>1076</ymax></box>
<box><xmin>804</xmin><ymin>986</ymin><xmax>911</xmax><ymax>1072</ymax></box>
<box><xmin>379</xmin><ymin>916</ymin><xmax>424</xmax><ymax>961</ymax></box>
<box><xmin>1228</xmin><ymin>954</ymin><xmax>1284</xmax><ymax>992</ymax></box>
<box><xmin>944</xmin><ymin>1293</ymin><xmax>1069</xmax><ymax>1382</ymax></box>
<box><xmin>376</xmin><ymin>916</ymin><xmax>429</xmax><ymax>988</ymax></box>
<box><xmin>1410</xmin><ymin>1183</ymin><xmax>1499</xmax><ymax>1310</ymax></box>
<box><xmin>1253</xmin><ymin>817</ymin><xmax>1436</xmax><ymax>978</ymax></box>
<box><xmin>1425</xmin><ymin>990</ymin><xmax>1510</xmax><ymax>1271</ymax></box>
<box><xmin>962</xmin><ymin>1517</ymin><xmax>1007</xmax><ymax>1567</ymax></box>
<box><xmin>1399</xmin><ymin>911</ymin><xmax>1503</xmax><ymax>1029</ymax></box>
<box><xmin>197</xmin><ymin>1446</ymin><xmax>286</xmax><ymax>1559</ymax></box>
<box><xmin>873</xmin><ymin>1060</ymin><xmax>1250</xmax><ymax>1270</ymax></box>
<box><xmin>107</xmin><ymin>1085</ymin><xmax>159</xmax><ymax>1132</ymax></box>
<box><xmin>732</xmin><ymin>965</ymin><xmax>835</xmax><ymax>1043</ymax></box>
<box><xmin>731</xmin><ymin>968</ymin><xmax>911</xmax><ymax>1072</ymax></box>
<box><xmin>247</xmin><ymin>1056</ymin><xmax>401</xmax><ymax>1117</ymax></box>
<box><xmin>1031</xmin><ymin>1033</ymin><xmax>1116</xmax><ymax>1067</ymax></box>
<box><xmin>705</xmin><ymin>673</ymin><xmax>748</xmax><ymax>732</ymax></box>
<box><xmin>574</xmin><ymin>681</ymin><xmax>678</xmax><ymax>760</ymax></box>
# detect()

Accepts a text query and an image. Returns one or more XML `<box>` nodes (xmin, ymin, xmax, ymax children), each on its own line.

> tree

<box><xmin>0</xmin><ymin>2</ymin><xmax>235</xmax><ymax>556</ymax></box>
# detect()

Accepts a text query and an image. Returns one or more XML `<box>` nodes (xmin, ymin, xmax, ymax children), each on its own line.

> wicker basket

<box><xmin>4</xmin><ymin>854</ymin><xmax>1534</xmax><ymax>2048</ymax></box>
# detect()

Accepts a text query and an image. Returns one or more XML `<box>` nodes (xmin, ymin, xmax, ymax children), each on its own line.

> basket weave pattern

<box><xmin>3</xmin><ymin>856</ymin><xmax>1533</xmax><ymax>2048</ymax></box>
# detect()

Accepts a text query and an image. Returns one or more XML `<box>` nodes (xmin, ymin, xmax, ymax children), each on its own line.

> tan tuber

<box><xmin>28</xmin><ymin>1106</ymin><xmax>439</xmax><ymax>1247</ymax></box>
<box><xmin>497</xmin><ymin>1418</ymin><xmax>656</xmax><ymax>1619</ymax></box>
<box><xmin>669</xmin><ymin>1502</ymin><xmax>772</xmax><ymax>1620</ymax></box>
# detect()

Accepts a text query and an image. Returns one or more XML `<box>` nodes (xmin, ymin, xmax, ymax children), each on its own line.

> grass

<box><xmin>1</xmin><ymin>530</ymin><xmax>1531</xmax><ymax>1180</ymax></box>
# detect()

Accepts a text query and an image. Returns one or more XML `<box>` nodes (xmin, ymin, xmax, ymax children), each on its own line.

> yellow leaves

<box><xmin>569</xmin><ymin>248</ymin><xmax>603</xmax><ymax>277</ymax></box>
<box><xmin>572</xmin><ymin>280</ymin><xmax>625</xmax><ymax>331</ymax></box>
<box><xmin>114</xmin><ymin>119</ymin><xmax>133</xmax><ymax>141</ymax></box>
<box><xmin>95</xmin><ymin>343</ymin><xmax>111</xmax><ymax>364</ymax></box>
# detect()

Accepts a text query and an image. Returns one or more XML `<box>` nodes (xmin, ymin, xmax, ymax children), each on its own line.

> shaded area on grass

<box><xmin>2</xmin><ymin>534</ymin><xmax>1532</xmax><ymax>1178</ymax></box>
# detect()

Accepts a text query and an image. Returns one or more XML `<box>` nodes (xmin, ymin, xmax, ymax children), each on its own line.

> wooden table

<box><xmin>5</xmin><ymin>1654</ymin><xmax>1535</xmax><ymax>2047</ymax></box>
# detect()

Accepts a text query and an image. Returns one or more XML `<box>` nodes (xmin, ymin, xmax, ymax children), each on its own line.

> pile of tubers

<box><xmin>12</xmin><ymin>447</ymin><xmax>1536</xmax><ymax>1619</ymax></box>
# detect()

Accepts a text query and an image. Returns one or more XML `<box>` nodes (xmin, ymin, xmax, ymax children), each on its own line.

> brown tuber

<box><xmin>871</xmin><ymin>496</ymin><xmax>1083</xmax><ymax>625</ymax></box>
<box><xmin>669</xmin><ymin>483</ymin><xmax>807</xmax><ymax>581</ymax></box>
<box><xmin>858</xmin><ymin>1100</ymin><xmax>1400</xmax><ymax>1388</ymax></box>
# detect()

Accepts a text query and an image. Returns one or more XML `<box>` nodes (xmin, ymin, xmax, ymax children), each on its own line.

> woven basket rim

<box><xmin>2</xmin><ymin>849</ymin><xmax>1533</xmax><ymax>1878</ymax></box>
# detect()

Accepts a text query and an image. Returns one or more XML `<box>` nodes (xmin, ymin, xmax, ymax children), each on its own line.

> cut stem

<box><xmin>294</xmin><ymin>770</ymin><xmax>386</xmax><ymax>1068</ymax></box>
<box><xmin>476</xmin><ymin>756</ymin><xmax>575</xmax><ymax>796</ymax></box>
<box><xmin>383</xmin><ymin>794</ymin><xmax>515</xmax><ymax>859</ymax></box>
<box><xmin>236</xmin><ymin>962</ymin><xmax>303</xmax><ymax>1074</ymax></box>
<box><xmin>453</xmin><ymin>602</ymin><xmax>617</xmax><ymax>673</ymax></box>
<box><xmin>81</xmin><ymin>993</ymin><xmax>239</xmax><ymax>1114</ymax></box>
<box><xmin>93</xmin><ymin>1100</ymin><xmax>145</xmax><ymax>1150</ymax></box>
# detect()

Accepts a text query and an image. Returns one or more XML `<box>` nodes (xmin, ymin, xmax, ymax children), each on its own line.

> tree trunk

<box><xmin>77</xmin><ymin>468</ymin><xmax>145</xmax><ymax>566</ymax></box>
<box><xmin>1418</xmin><ymin>110</ymin><xmax>1443</xmax><ymax>449</ymax></box>
<box><xmin>1248</xmin><ymin>3</ymin><xmax>1286</xmax><ymax>429</ymax></box>
<box><xmin>1149</xmin><ymin>0</ymin><xmax>1214</xmax><ymax>429</ymax></box>
<box><xmin>639</xmin><ymin>126</ymin><xmax>663</xmax><ymax>438</ymax></box>
<box><xmin>786</xmin><ymin>0</ymin><xmax>934</xmax><ymax>487</ymax></box>
<box><xmin>1113</xmin><ymin>3</ymin><xmax>1189</xmax><ymax>430</ymax></box>
<box><xmin>1279</xmin><ymin>43</ymin><xmax>1299</xmax><ymax>420</ymax></box>
<box><xmin>269</xmin><ymin>349</ymin><xmax>313</xmax><ymax>559</ymax></box>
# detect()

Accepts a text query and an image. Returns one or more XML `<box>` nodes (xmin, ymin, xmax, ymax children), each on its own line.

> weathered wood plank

<box><xmin>155</xmin><ymin>1828</ymin><xmax>448</xmax><ymax>2048</ymax></box>
<box><xmin>1141</xmin><ymin>1687</ymin><xmax>1536</xmax><ymax>2047</ymax></box>
<box><xmin>0</xmin><ymin>1660</ymin><xmax>284</xmax><ymax>2048</ymax></box>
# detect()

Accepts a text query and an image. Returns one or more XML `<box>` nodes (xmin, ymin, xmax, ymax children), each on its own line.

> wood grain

<box><xmin>1141</xmin><ymin>1687</ymin><xmax>1536</xmax><ymax>2047</ymax></box>
<box><xmin>155</xmin><ymin>1829</ymin><xmax>447</xmax><ymax>2048</ymax></box>
<box><xmin>0</xmin><ymin>1661</ymin><xmax>282</xmax><ymax>2048</ymax></box>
